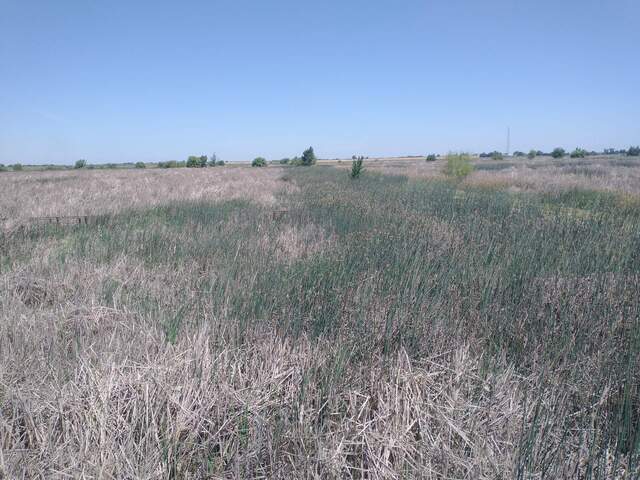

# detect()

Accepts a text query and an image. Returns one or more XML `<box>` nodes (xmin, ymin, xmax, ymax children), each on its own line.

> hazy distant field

<box><xmin>345</xmin><ymin>154</ymin><xmax>640</xmax><ymax>195</ymax></box>
<box><xmin>1</xmin><ymin>161</ymin><xmax>639</xmax><ymax>478</ymax></box>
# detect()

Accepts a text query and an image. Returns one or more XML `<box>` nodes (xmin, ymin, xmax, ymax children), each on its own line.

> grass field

<box><xmin>1</xmin><ymin>163</ymin><xmax>639</xmax><ymax>478</ymax></box>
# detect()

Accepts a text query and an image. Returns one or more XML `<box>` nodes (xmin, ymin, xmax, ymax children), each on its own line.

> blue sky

<box><xmin>1</xmin><ymin>0</ymin><xmax>638</xmax><ymax>164</ymax></box>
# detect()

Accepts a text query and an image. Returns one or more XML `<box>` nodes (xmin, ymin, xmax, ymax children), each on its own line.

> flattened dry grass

<box><xmin>0</xmin><ymin>167</ymin><xmax>297</xmax><ymax>222</ymax></box>
<box><xmin>1</xmin><ymin>166</ymin><xmax>639</xmax><ymax>478</ymax></box>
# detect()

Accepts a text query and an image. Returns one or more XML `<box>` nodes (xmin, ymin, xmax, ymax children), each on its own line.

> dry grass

<box><xmin>0</xmin><ymin>252</ymin><xmax>527</xmax><ymax>479</ymax></box>
<box><xmin>0</xmin><ymin>167</ymin><xmax>296</xmax><ymax>222</ymax></box>
<box><xmin>362</xmin><ymin>155</ymin><xmax>640</xmax><ymax>195</ymax></box>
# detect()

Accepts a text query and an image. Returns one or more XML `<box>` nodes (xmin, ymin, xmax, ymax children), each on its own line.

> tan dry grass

<box><xmin>0</xmin><ymin>167</ymin><xmax>296</xmax><ymax>221</ymax></box>
<box><xmin>362</xmin><ymin>155</ymin><xmax>640</xmax><ymax>195</ymax></box>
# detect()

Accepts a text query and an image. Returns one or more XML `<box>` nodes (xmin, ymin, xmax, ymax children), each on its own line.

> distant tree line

<box><xmin>2</xmin><ymin>144</ymin><xmax>638</xmax><ymax>173</ymax></box>
<box><xmin>159</xmin><ymin>154</ymin><xmax>225</xmax><ymax>169</ymax></box>
<box><xmin>252</xmin><ymin>147</ymin><xmax>317</xmax><ymax>167</ymax></box>
<box><xmin>474</xmin><ymin>146</ymin><xmax>639</xmax><ymax>159</ymax></box>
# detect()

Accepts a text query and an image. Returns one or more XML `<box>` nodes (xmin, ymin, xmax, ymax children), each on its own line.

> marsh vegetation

<box><xmin>1</xmin><ymin>163</ymin><xmax>639</xmax><ymax>478</ymax></box>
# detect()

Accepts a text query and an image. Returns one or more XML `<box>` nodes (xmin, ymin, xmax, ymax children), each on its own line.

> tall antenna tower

<box><xmin>506</xmin><ymin>127</ymin><xmax>510</xmax><ymax>156</ymax></box>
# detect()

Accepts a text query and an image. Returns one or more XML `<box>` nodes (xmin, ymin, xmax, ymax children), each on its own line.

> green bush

<box><xmin>551</xmin><ymin>148</ymin><xmax>566</xmax><ymax>159</ymax></box>
<box><xmin>158</xmin><ymin>160</ymin><xmax>179</xmax><ymax>169</ymax></box>
<box><xmin>627</xmin><ymin>146</ymin><xmax>640</xmax><ymax>156</ymax></box>
<box><xmin>186</xmin><ymin>156</ymin><xmax>200</xmax><ymax>168</ymax></box>
<box><xmin>527</xmin><ymin>150</ymin><xmax>537</xmax><ymax>159</ymax></box>
<box><xmin>74</xmin><ymin>159</ymin><xmax>87</xmax><ymax>169</ymax></box>
<box><xmin>252</xmin><ymin>157</ymin><xmax>267</xmax><ymax>167</ymax></box>
<box><xmin>350</xmin><ymin>156</ymin><xmax>364</xmax><ymax>179</ymax></box>
<box><xmin>301</xmin><ymin>146</ymin><xmax>316</xmax><ymax>166</ymax></box>
<box><xmin>0</xmin><ymin>164</ymin><xmax>7</xmax><ymax>172</ymax></box>
<box><xmin>513</xmin><ymin>151</ymin><xmax>525</xmax><ymax>157</ymax></box>
<box><xmin>135</xmin><ymin>162</ymin><xmax>146</xmax><ymax>169</ymax></box>
<box><xmin>280</xmin><ymin>158</ymin><xmax>290</xmax><ymax>165</ymax></box>
<box><xmin>490</xmin><ymin>151</ymin><xmax>503</xmax><ymax>160</ymax></box>
<box><xmin>426</xmin><ymin>154</ymin><xmax>437</xmax><ymax>162</ymax></box>
<box><xmin>11</xmin><ymin>163</ymin><xmax>23</xmax><ymax>171</ymax></box>
<box><xmin>208</xmin><ymin>154</ymin><xmax>218</xmax><ymax>167</ymax></box>
<box><xmin>216</xmin><ymin>160</ymin><xmax>225</xmax><ymax>166</ymax></box>
<box><xmin>570</xmin><ymin>148</ymin><xmax>587</xmax><ymax>158</ymax></box>
<box><xmin>443</xmin><ymin>153</ymin><xmax>474</xmax><ymax>179</ymax></box>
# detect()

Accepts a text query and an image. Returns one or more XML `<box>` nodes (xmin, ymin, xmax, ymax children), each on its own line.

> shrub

<box><xmin>527</xmin><ymin>150</ymin><xmax>537</xmax><ymax>159</ymax></box>
<box><xmin>279</xmin><ymin>158</ymin><xmax>290</xmax><ymax>165</ymax></box>
<box><xmin>208</xmin><ymin>154</ymin><xmax>218</xmax><ymax>166</ymax></box>
<box><xmin>0</xmin><ymin>164</ymin><xmax>7</xmax><ymax>172</ymax></box>
<box><xmin>351</xmin><ymin>156</ymin><xmax>364</xmax><ymax>179</ymax></box>
<box><xmin>186</xmin><ymin>156</ymin><xmax>200</xmax><ymax>168</ymax></box>
<box><xmin>513</xmin><ymin>151</ymin><xmax>525</xmax><ymax>157</ymax></box>
<box><xmin>627</xmin><ymin>146</ymin><xmax>640</xmax><ymax>157</ymax></box>
<box><xmin>158</xmin><ymin>160</ymin><xmax>179</xmax><ymax>168</ymax></box>
<box><xmin>490</xmin><ymin>151</ymin><xmax>504</xmax><ymax>160</ymax></box>
<box><xmin>301</xmin><ymin>146</ymin><xmax>316</xmax><ymax>166</ymax></box>
<box><xmin>426</xmin><ymin>154</ymin><xmax>437</xmax><ymax>162</ymax></box>
<box><xmin>135</xmin><ymin>162</ymin><xmax>146</xmax><ymax>169</ymax></box>
<box><xmin>12</xmin><ymin>163</ymin><xmax>23</xmax><ymax>171</ymax></box>
<box><xmin>570</xmin><ymin>148</ymin><xmax>587</xmax><ymax>158</ymax></box>
<box><xmin>74</xmin><ymin>159</ymin><xmax>87</xmax><ymax>169</ymax></box>
<box><xmin>551</xmin><ymin>148</ymin><xmax>566</xmax><ymax>159</ymax></box>
<box><xmin>252</xmin><ymin>157</ymin><xmax>267</xmax><ymax>167</ymax></box>
<box><xmin>443</xmin><ymin>153</ymin><xmax>474</xmax><ymax>179</ymax></box>
<box><xmin>216</xmin><ymin>160</ymin><xmax>225</xmax><ymax>166</ymax></box>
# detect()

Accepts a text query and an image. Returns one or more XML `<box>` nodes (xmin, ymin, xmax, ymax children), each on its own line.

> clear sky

<box><xmin>1</xmin><ymin>0</ymin><xmax>639</xmax><ymax>164</ymax></box>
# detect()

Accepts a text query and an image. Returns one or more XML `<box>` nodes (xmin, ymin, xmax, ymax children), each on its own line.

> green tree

<box><xmin>186</xmin><ymin>156</ymin><xmax>200</xmax><ymax>168</ymax></box>
<box><xmin>199</xmin><ymin>155</ymin><xmax>208</xmax><ymax>167</ymax></box>
<box><xmin>12</xmin><ymin>163</ymin><xmax>23</xmax><ymax>171</ymax></box>
<box><xmin>301</xmin><ymin>146</ymin><xmax>316</xmax><ymax>166</ymax></box>
<box><xmin>570</xmin><ymin>148</ymin><xmax>586</xmax><ymax>158</ymax></box>
<box><xmin>551</xmin><ymin>148</ymin><xmax>566</xmax><ymax>159</ymax></box>
<box><xmin>135</xmin><ymin>161</ymin><xmax>146</xmax><ymax>169</ymax></box>
<box><xmin>0</xmin><ymin>164</ymin><xmax>7</xmax><ymax>172</ymax></box>
<box><xmin>426</xmin><ymin>154</ymin><xmax>437</xmax><ymax>162</ymax></box>
<box><xmin>74</xmin><ymin>159</ymin><xmax>87</xmax><ymax>169</ymax></box>
<box><xmin>252</xmin><ymin>157</ymin><xmax>267</xmax><ymax>167</ymax></box>
<box><xmin>527</xmin><ymin>150</ymin><xmax>537</xmax><ymax>159</ymax></box>
<box><xmin>627</xmin><ymin>146</ymin><xmax>640</xmax><ymax>156</ymax></box>
<box><xmin>216</xmin><ymin>160</ymin><xmax>225</xmax><ymax>166</ymax></box>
